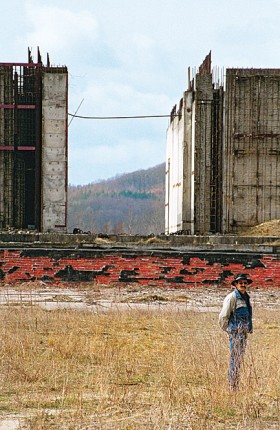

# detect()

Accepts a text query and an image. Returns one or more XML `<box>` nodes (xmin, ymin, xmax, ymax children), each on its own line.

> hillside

<box><xmin>67</xmin><ymin>163</ymin><xmax>165</xmax><ymax>235</ymax></box>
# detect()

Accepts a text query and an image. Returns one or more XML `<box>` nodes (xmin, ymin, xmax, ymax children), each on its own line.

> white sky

<box><xmin>1</xmin><ymin>0</ymin><xmax>280</xmax><ymax>185</ymax></box>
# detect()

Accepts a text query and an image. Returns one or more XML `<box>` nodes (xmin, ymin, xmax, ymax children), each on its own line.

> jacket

<box><xmin>219</xmin><ymin>288</ymin><xmax>253</xmax><ymax>333</ymax></box>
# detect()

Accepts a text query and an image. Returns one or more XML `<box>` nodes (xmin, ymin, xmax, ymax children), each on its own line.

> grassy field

<box><xmin>0</xmin><ymin>303</ymin><xmax>279</xmax><ymax>429</ymax></box>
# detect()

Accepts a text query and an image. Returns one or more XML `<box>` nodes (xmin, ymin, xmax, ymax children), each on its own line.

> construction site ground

<box><xmin>0</xmin><ymin>281</ymin><xmax>279</xmax><ymax>312</ymax></box>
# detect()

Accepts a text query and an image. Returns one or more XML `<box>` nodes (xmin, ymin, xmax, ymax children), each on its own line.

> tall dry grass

<box><xmin>0</xmin><ymin>305</ymin><xmax>279</xmax><ymax>429</ymax></box>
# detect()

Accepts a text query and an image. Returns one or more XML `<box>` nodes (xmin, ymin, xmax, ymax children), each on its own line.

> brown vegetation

<box><xmin>240</xmin><ymin>219</ymin><xmax>280</xmax><ymax>237</ymax></box>
<box><xmin>0</xmin><ymin>298</ymin><xmax>279</xmax><ymax>429</ymax></box>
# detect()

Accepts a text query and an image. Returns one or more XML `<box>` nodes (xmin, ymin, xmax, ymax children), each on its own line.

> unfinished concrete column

<box><xmin>41</xmin><ymin>69</ymin><xmax>68</xmax><ymax>232</ymax></box>
<box><xmin>194</xmin><ymin>72</ymin><xmax>213</xmax><ymax>234</ymax></box>
<box><xmin>0</xmin><ymin>66</ymin><xmax>14</xmax><ymax>228</ymax></box>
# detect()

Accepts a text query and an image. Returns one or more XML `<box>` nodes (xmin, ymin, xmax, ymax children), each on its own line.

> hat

<box><xmin>232</xmin><ymin>273</ymin><xmax>252</xmax><ymax>286</ymax></box>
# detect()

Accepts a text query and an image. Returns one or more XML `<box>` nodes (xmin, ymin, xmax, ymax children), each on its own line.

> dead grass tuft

<box><xmin>94</xmin><ymin>237</ymin><xmax>113</xmax><ymax>245</ymax></box>
<box><xmin>137</xmin><ymin>237</ymin><xmax>168</xmax><ymax>245</ymax></box>
<box><xmin>240</xmin><ymin>219</ymin><xmax>280</xmax><ymax>236</ymax></box>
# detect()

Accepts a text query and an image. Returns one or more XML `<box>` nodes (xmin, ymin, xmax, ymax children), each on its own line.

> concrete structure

<box><xmin>0</xmin><ymin>48</ymin><xmax>68</xmax><ymax>232</ymax></box>
<box><xmin>223</xmin><ymin>68</ymin><xmax>280</xmax><ymax>233</ymax></box>
<box><xmin>165</xmin><ymin>52</ymin><xmax>280</xmax><ymax>235</ymax></box>
<box><xmin>165</xmin><ymin>91</ymin><xmax>194</xmax><ymax>234</ymax></box>
<box><xmin>0</xmin><ymin>233</ymin><xmax>279</xmax><ymax>287</ymax></box>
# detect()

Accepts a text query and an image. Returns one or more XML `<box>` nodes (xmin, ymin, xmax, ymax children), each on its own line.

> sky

<box><xmin>1</xmin><ymin>0</ymin><xmax>280</xmax><ymax>185</ymax></box>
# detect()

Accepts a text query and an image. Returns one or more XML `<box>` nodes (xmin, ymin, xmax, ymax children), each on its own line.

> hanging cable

<box><xmin>68</xmin><ymin>112</ymin><xmax>173</xmax><ymax>120</ymax></box>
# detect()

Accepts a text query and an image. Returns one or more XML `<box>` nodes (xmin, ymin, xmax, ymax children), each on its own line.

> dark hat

<box><xmin>232</xmin><ymin>273</ymin><xmax>253</xmax><ymax>286</ymax></box>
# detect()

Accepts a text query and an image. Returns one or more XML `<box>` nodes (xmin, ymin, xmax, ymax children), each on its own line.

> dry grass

<box><xmin>240</xmin><ymin>219</ymin><xmax>280</xmax><ymax>236</ymax></box>
<box><xmin>0</xmin><ymin>306</ymin><xmax>279</xmax><ymax>429</ymax></box>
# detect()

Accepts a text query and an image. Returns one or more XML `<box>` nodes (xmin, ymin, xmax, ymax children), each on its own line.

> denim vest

<box><xmin>228</xmin><ymin>288</ymin><xmax>253</xmax><ymax>334</ymax></box>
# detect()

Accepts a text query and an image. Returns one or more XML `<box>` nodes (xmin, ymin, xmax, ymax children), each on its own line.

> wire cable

<box><xmin>68</xmin><ymin>99</ymin><xmax>84</xmax><ymax>126</ymax></box>
<box><xmin>68</xmin><ymin>112</ymin><xmax>173</xmax><ymax>120</ymax></box>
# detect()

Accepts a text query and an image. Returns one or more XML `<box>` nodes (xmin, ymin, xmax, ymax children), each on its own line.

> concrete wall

<box><xmin>165</xmin><ymin>91</ymin><xmax>194</xmax><ymax>234</ymax></box>
<box><xmin>223</xmin><ymin>69</ymin><xmax>280</xmax><ymax>233</ymax></box>
<box><xmin>0</xmin><ymin>246</ymin><xmax>279</xmax><ymax>288</ymax></box>
<box><xmin>165</xmin><ymin>59</ymin><xmax>223</xmax><ymax>235</ymax></box>
<box><xmin>165</xmin><ymin>98</ymin><xmax>185</xmax><ymax>233</ymax></box>
<box><xmin>165</xmin><ymin>57</ymin><xmax>280</xmax><ymax>236</ymax></box>
<box><xmin>194</xmin><ymin>72</ymin><xmax>213</xmax><ymax>234</ymax></box>
<box><xmin>41</xmin><ymin>71</ymin><xmax>68</xmax><ymax>232</ymax></box>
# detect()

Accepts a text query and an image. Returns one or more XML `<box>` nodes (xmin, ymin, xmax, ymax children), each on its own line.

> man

<box><xmin>219</xmin><ymin>273</ymin><xmax>253</xmax><ymax>390</ymax></box>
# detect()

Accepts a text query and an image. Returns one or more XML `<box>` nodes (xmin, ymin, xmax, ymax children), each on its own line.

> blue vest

<box><xmin>228</xmin><ymin>288</ymin><xmax>252</xmax><ymax>333</ymax></box>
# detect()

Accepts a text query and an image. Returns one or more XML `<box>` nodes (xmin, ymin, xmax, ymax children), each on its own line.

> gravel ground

<box><xmin>0</xmin><ymin>282</ymin><xmax>279</xmax><ymax>312</ymax></box>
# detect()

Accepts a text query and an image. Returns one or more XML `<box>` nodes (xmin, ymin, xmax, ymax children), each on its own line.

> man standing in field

<box><xmin>219</xmin><ymin>273</ymin><xmax>253</xmax><ymax>390</ymax></box>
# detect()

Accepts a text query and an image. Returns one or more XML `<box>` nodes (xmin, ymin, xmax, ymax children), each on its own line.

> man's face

<box><xmin>236</xmin><ymin>280</ymin><xmax>248</xmax><ymax>294</ymax></box>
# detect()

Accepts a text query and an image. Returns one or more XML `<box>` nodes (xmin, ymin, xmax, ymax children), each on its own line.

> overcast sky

<box><xmin>1</xmin><ymin>0</ymin><xmax>280</xmax><ymax>185</ymax></box>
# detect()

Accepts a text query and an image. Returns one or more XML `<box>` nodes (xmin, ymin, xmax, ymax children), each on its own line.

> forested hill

<box><xmin>67</xmin><ymin>163</ymin><xmax>165</xmax><ymax>235</ymax></box>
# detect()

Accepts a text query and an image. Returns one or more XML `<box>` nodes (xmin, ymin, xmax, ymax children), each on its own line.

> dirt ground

<box><xmin>0</xmin><ymin>281</ymin><xmax>279</xmax><ymax>312</ymax></box>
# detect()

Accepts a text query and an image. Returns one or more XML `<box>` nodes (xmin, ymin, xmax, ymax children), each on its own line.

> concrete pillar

<box><xmin>41</xmin><ymin>70</ymin><xmax>68</xmax><ymax>232</ymax></box>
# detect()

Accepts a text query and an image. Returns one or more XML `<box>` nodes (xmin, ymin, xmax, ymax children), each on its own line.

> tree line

<box><xmin>68</xmin><ymin>163</ymin><xmax>165</xmax><ymax>235</ymax></box>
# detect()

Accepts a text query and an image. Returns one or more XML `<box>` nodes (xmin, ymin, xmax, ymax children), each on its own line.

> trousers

<box><xmin>228</xmin><ymin>330</ymin><xmax>247</xmax><ymax>390</ymax></box>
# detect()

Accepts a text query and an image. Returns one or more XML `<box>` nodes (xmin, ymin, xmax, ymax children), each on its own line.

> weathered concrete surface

<box><xmin>166</xmin><ymin>53</ymin><xmax>280</xmax><ymax>236</ymax></box>
<box><xmin>224</xmin><ymin>69</ymin><xmax>280</xmax><ymax>233</ymax></box>
<box><xmin>0</xmin><ymin>232</ymin><xmax>279</xmax><ymax>248</ymax></box>
<box><xmin>166</xmin><ymin>91</ymin><xmax>194</xmax><ymax>234</ymax></box>
<box><xmin>42</xmin><ymin>71</ymin><xmax>68</xmax><ymax>233</ymax></box>
<box><xmin>0</xmin><ymin>233</ymin><xmax>279</xmax><ymax>287</ymax></box>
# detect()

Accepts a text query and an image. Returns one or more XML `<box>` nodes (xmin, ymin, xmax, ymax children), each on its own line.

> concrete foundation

<box><xmin>0</xmin><ymin>233</ymin><xmax>279</xmax><ymax>288</ymax></box>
